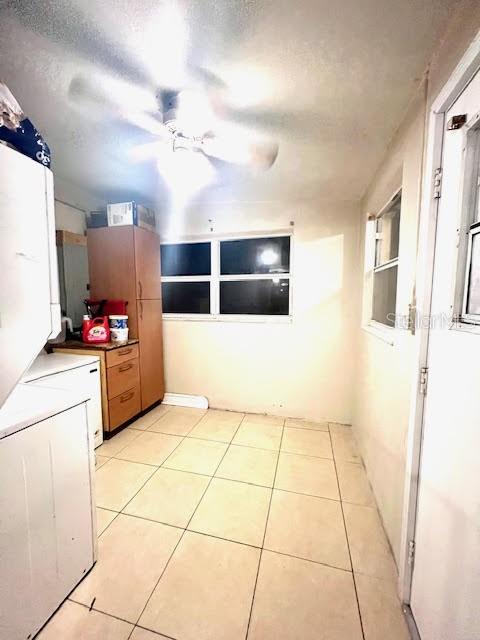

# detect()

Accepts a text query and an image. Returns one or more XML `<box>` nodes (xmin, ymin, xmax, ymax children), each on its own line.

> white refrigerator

<box><xmin>0</xmin><ymin>144</ymin><xmax>96</xmax><ymax>640</ymax></box>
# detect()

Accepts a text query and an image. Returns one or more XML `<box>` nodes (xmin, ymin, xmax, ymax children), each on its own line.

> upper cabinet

<box><xmin>134</xmin><ymin>226</ymin><xmax>161</xmax><ymax>299</ymax></box>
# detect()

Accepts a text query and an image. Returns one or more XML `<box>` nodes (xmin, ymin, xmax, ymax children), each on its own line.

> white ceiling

<box><xmin>0</xmin><ymin>0</ymin><xmax>456</xmax><ymax>208</ymax></box>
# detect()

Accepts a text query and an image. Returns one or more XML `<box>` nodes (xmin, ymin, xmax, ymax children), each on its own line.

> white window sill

<box><xmin>163</xmin><ymin>314</ymin><xmax>293</xmax><ymax>324</ymax></box>
<box><xmin>361</xmin><ymin>322</ymin><xmax>396</xmax><ymax>346</ymax></box>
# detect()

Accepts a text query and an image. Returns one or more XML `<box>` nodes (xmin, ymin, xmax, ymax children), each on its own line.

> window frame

<box><xmin>363</xmin><ymin>188</ymin><xmax>402</xmax><ymax>336</ymax></box>
<box><xmin>455</xmin><ymin>112</ymin><xmax>480</xmax><ymax>326</ymax></box>
<box><xmin>161</xmin><ymin>230</ymin><xmax>293</xmax><ymax>323</ymax></box>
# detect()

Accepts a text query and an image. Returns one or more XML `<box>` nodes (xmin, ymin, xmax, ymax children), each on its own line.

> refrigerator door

<box><xmin>0</xmin><ymin>144</ymin><xmax>60</xmax><ymax>407</ymax></box>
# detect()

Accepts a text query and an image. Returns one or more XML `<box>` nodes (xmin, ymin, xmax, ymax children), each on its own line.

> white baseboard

<box><xmin>163</xmin><ymin>393</ymin><xmax>209</xmax><ymax>409</ymax></box>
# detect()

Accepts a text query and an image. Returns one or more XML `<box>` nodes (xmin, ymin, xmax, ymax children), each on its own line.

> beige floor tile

<box><xmin>284</xmin><ymin>417</ymin><xmax>329</xmax><ymax>431</ymax></box>
<box><xmin>115</xmin><ymin>431</ymin><xmax>182</xmax><ymax>466</ymax></box>
<box><xmin>330</xmin><ymin>425</ymin><xmax>361</xmax><ymax>463</ymax></box>
<box><xmin>148</xmin><ymin>407</ymin><xmax>205</xmax><ymax>436</ymax></box>
<box><xmin>131</xmin><ymin>628</ymin><xmax>171</xmax><ymax>640</ymax></box>
<box><xmin>188</xmin><ymin>410</ymin><xmax>243</xmax><ymax>443</ymax></box>
<box><xmin>264</xmin><ymin>490</ymin><xmax>351</xmax><ymax>570</ymax></box>
<box><xmin>243</xmin><ymin>413</ymin><xmax>284</xmax><ymax>427</ymax></box>
<box><xmin>139</xmin><ymin>531</ymin><xmax>260</xmax><ymax>640</ymax></box>
<box><xmin>95</xmin><ymin>455</ymin><xmax>110</xmax><ymax>469</ymax></box>
<box><xmin>129</xmin><ymin>404</ymin><xmax>171</xmax><ymax>431</ymax></box>
<box><xmin>216</xmin><ymin>445</ymin><xmax>278</xmax><ymax>487</ymax></box>
<box><xmin>232</xmin><ymin>423</ymin><xmax>282</xmax><ymax>451</ymax></box>
<box><xmin>37</xmin><ymin>600</ymin><xmax>133</xmax><ymax>639</ymax></box>
<box><xmin>71</xmin><ymin>514</ymin><xmax>182</xmax><ymax>623</ymax></box>
<box><xmin>96</xmin><ymin>428</ymin><xmax>142</xmax><ymax>457</ymax></box>
<box><xmin>189</xmin><ymin>478</ymin><xmax>271</xmax><ymax>546</ymax></box>
<box><xmin>355</xmin><ymin>573</ymin><xmax>411</xmax><ymax>640</ymax></box>
<box><xmin>163</xmin><ymin>438</ymin><xmax>227</xmax><ymax>475</ymax></box>
<box><xmin>248</xmin><ymin>551</ymin><xmax>363</xmax><ymax>640</ymax></box>
<box><xmin>95</xmin><ymin>459</ymin><xmax>156</xmax><ymax>511</ymax></box>
<box><xmin>336</xmin><ymin>461</ymin><xmax>375</xmax><ymax>506</ymax></box>
<box><xmin>343</xmin><ymin>503</ymin><xmax>397</xmax><ymax>580</ymax></box>
<box><xmin>124</xmin><ymin>467</ymin><xmax>210</xmax><ymax>527</ymax></box>
<box><xmin>96</xmin><ymin>507</ymin><xmax>117</xmax><ymax>536</ymax></box>
<box><xmin>281</xmin><ymin>427</ymin><xmax>333</xmax><ymax>458</ymax></box>
<box><xmin>275</xmin><ymin>452</ymin><xmax>339</xmax><ymax>499</ymax></box>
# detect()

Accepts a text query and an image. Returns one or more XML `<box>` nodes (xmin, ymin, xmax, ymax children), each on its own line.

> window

<box><xmin>459</xmin><ymin>118</ymin><xmax>480</xmax><ymax>324</ymax></box>
<box><xmin>161</xmin><ymin>235</ymin><xmax>292</xmax><ymax>318</ymax></box>
<box><xmin>371</xmin><ymin>191</ymin><xmax>401</xmax><ymax>327</ymax></box>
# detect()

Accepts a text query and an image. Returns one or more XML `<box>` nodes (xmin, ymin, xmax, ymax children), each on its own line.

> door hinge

<box><xmin>419</xmin><ymin>366</ymin><xmax>429</xmax><ymax>395</ymax></box>
<box><xmin>433</xmin><ymin>168</ymin><xmax>442</xmax><ymax>199</ymax></box>
<box><xmin>408</xmin><ymin>539</ymin><xmax>416</xmax><ymax>567</ymax></box>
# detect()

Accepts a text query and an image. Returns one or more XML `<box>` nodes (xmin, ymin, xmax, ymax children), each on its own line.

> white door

<box><xmin>410</xmin><ymin>68</ymin><xmax>480</xmax><ymax>640</ymax></box>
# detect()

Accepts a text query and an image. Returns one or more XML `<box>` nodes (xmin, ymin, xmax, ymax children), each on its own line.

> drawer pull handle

<box><xmin>118</xmin><ymin>348</ymin><xmax>132</xmax><ymax>356</ymax></box>
<box><xmin>119</xmin><ymin>363</ymin><xmax>133</xmax><ymax>373</ymax></box>
<box><xmin>89</xmin><ymin>368</ymin><xmax>98</xmax><ymax>373</ymax></box>
<box><xmin>120</xmin><ymin>391</ymin><xmax>134</xmax><ymax>403</ymax></box>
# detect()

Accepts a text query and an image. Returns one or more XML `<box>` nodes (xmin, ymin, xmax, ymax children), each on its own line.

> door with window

<box><xmin>410</xmin><ymin>68</ymin><xmax>480</xmax><ymax>640</ymax></box>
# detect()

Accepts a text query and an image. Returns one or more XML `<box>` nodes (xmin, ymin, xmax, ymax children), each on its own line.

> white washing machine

<box><xmin>22</xmin><ymin>353</ymin><xmax>103</xmax><ymax>448</ymax></box>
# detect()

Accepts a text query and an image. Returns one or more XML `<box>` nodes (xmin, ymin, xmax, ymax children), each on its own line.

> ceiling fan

<box><xmin>69</xmin><ymin>74</ymin><xmax>279</xmax><ymax>175</ymax></box>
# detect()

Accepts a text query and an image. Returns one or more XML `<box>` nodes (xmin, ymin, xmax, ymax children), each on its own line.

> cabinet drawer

<box><xmin>107</xmin><ymin>358</ymin><xmax>139</xmax><ymax>400</ymax></box>
<box><xmin>106</xmin><ymin>344</ymin><xmax>139</xmax><ymax>368</ymax></box>
<box><xmin>108</xmin><ymin>386</ymin><xmax>141</xmax><ymax>430</ymax></box>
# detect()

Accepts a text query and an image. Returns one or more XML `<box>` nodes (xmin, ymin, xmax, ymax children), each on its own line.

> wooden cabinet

<box><xmin>134</xmin><ymin>226</ymin><xmax>161</xmax><ymax>299</ymax></box>
<box><xmin>138</xmin><ymin>299</ymin><xmax>165</xmax><ymax>410</ymax></box>
<box><xmin>87</xmin><ymin>225</ymin><xmax>165</xmax><ymax>412</ymax></box>
<box><xmin>53</xmin><ymin>340</ymin><xmax>141</xmax><ymax>432</ymax></box>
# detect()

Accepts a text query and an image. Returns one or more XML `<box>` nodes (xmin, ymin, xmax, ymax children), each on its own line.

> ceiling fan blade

<box><xmin>69</xmin><ymin>75</ymin><xmax>167</xmax><ymax>137</ymax></box>
<box><xmin>201</xmin><ymin>133</ymin><xmax>278</xmax><ymax>170</ymax></box>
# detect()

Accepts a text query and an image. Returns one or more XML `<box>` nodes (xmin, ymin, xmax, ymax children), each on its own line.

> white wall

<box><xmin>53</xmin><ymin>174</ymin><xmax>103</xmax><ymax>232</ymax></box>
<box><xmin>160</xmin><ymin>199</ymin><xmax>361</xmax><ymax>424</ymax></box>
<box><xmin>353</xmin><ymin>2</ymin><xmax>480</xmax><ymax>568</ymax></box>
<box><xmin>353</xmin><ymin>88</ymin><xmax>426</xmax><ymax>565</ymax></box>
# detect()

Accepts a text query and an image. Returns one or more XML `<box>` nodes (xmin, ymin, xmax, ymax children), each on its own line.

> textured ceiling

<box><xmin>0</xmin><ymin>0</ymin><xmax>455</xmax><ymax>208</ymax></box>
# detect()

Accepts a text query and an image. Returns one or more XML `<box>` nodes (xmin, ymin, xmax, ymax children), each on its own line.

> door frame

<box><xmin>398</xmin><ymin>28</ymin><xmax>480</xmax><ymax>612</ymax></box>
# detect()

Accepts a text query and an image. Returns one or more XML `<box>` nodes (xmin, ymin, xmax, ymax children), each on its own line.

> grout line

<box><xmin>328</xmin><ymin>428</ymin><xmax>366</xmax><ymax>640</ymax></box>
<box><xmin>126</xmin><ymin>413</ymin><xmax>248</xmax><ymax>639</ymax></box>
<box><xmin>133</xmin><ymin>623</ymin><xmax>178</xmax><ymax>639</ymax></box>
<box><xmin>244</xmin><ymin>418</ymin><xmax>286</xmax><ymax>640</ymax></box>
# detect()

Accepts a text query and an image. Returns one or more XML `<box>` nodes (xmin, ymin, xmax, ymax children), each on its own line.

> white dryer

<box><xmin>22</xmin><ymin>353</ymin><xmax>103</xmax><ymax>448</ymax></box>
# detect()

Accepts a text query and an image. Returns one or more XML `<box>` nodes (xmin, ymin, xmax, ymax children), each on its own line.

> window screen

<box><xmin>220</xmin><ymin>279</ymin><xmax>290</xmax><ymax>315</ymax></box>
<box><xmin>161</xmin><ymin>243</ymin><xmax>211</xmax><ymax>276</ymax></box>
<box><xmin>162</xmin><ymin>282</ymin><xmax>210</xmax><ymax>314</ymax></box>
<box><xmin>221</xmin><ymin>237</ymin><xmax>290</xmax><ymax>275</ymax></box>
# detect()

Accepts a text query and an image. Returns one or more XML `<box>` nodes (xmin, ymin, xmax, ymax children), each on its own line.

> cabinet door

<box><xmin>134</xmin><ymin>227</ymin><xmax>161</xmax><ymax>299</ymax></box>
<box><xmin>87</xmin><ymin>226</ymin><xmax>138</xmax><ymax>337</ymax></box>
<box><xmin>137</xmin><ymin>299</ymin><xmax>165</xmax><ymax>409</ymax></box>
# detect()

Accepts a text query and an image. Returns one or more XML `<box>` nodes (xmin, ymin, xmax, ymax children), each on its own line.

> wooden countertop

<box><xmin>54</xmin><ymin>338</ymin><xmax>139</xmax><ymax>351</ymax></box>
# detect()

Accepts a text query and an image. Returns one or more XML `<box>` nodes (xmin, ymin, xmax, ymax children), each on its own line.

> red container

<box><xmin>82</xmin><ymin>316</ymin><xmax>111</xmax><ymax>344</ymax></box>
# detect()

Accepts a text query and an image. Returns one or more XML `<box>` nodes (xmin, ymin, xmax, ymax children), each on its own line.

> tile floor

<box><xmin>38</xmin><ymin>406</ymin><xmax>410</xmax><ymax>640</ymax></box>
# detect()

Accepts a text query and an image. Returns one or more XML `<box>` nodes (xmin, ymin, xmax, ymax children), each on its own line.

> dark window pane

<box><xmin>220</xmin><ymin>279</ymin><xmax>289</xmax><ymax>315</ymax></box>
<box><xmin>162</xmin><ymin>282</ymin><xmax>210</xmax><ymax>314</ymax></box>
<box><xmin>221</xmin><ymin>237</ymin><xmax>290</xmax><ymax>275</ymax></box>
<box><xmin>466</xmin><ymin>232</ymin><xmax>480</xmax><ymax>315</ymax></box>
<box><xmin>375</xmin><ymin>193</ymin><xmax>401</xmax><ymax>267</ymax></box>
<box><xmin>372</xmin><ymin>266</ymin><xmax>398</xmax><ymax>327</ymax></box>
<box><xmin>161</xmin><ymin>243</ymin><xmax>211</xmax><ymax>276</ymax></box>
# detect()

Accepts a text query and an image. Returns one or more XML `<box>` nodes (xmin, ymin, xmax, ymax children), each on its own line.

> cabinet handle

<box><xmin>119</xmin><ymin>363</ymin><xmax>133</xmax><ymax>373</ymax></box>
<box><xmin>138</xmin><ymin>280</ymin><xmax>143</xmax><ymax>298</ymax></box>
<box><xmin>140</xmin><ymin>300</ymin><xmax>143</xmax><ymax>320</ymax></box>
<box><xmin>118</xmin><ymin>348</ymin><xmax>132</xmax><ymax>356</ymax></box>
<box><xmin>120</xmin><ymin>391</ymin><xmax>134</xmax><ymax>403</ymax></box>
